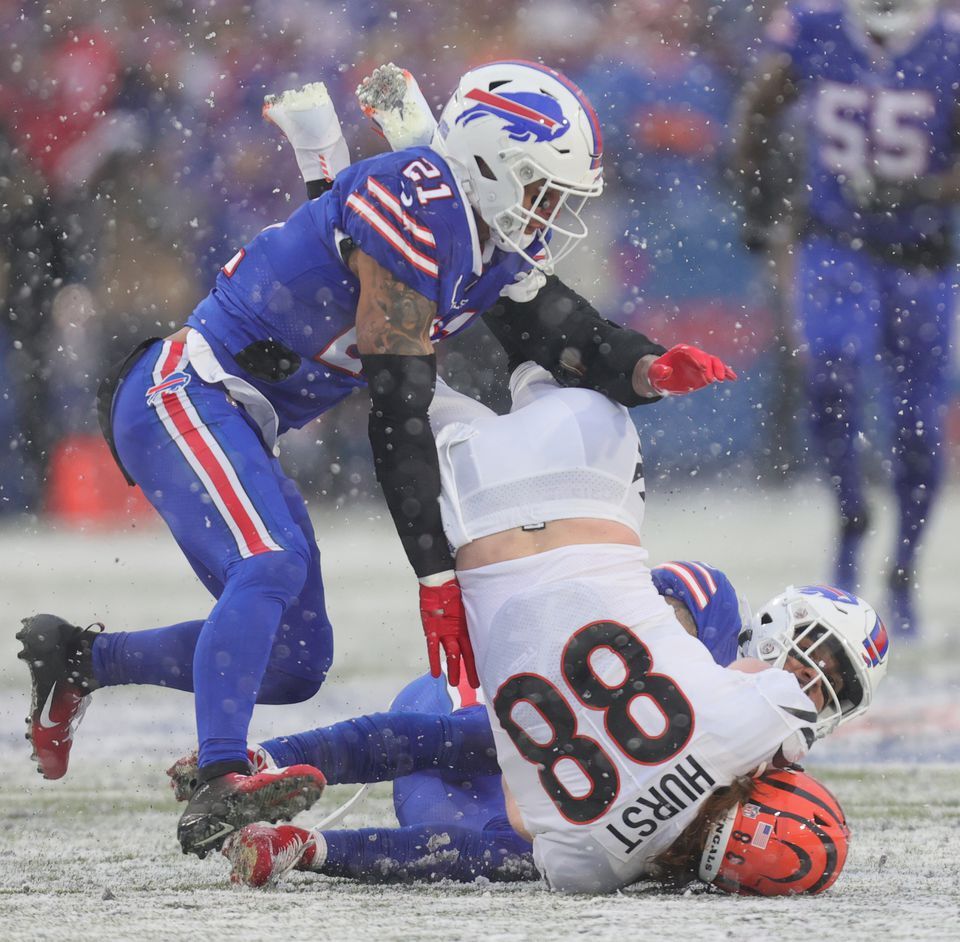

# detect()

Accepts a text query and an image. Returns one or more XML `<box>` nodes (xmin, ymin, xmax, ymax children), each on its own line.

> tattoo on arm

<box><xmin>354</xmin><ymin>249</ymin><xmax>437</xmax><ymax>356</ymax></box>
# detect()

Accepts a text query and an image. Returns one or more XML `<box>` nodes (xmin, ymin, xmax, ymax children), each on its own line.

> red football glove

<box><xmin>419</xmin><ymin>576</ymin><xmax>480</xmax><ymax>689</ymax></box>
<box><xmin>648</xmin><ymin>344</ymin><xmax>738</xmax><ymax>395</ymax></box>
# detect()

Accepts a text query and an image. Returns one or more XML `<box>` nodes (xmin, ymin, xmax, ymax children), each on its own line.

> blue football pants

<box><xmin>94</xmin><ymin>339</ymin><xmax>334</xmax><ymax>768</ymax></box>
<box><xmin>796</xmin><ymin>234</ymin><xmax>954</xmax><ymax>580</ymax></box>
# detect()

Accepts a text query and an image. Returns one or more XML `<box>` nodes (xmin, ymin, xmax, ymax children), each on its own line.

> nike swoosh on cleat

<box><xmin>184</xmin><ymin>820</ymin><xmax>236</xmax><ymax>848</ymax></box>
<box><xmin>36</xmin><ymin>686</ymin><xmax>58</xmax><ymax>731</ymax></box>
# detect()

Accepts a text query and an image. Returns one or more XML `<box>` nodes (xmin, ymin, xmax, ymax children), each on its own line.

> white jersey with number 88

<box><xmin>460</xmin><ymin>546</ymin><xmax>816</xmax><ymax>894</ymax></box>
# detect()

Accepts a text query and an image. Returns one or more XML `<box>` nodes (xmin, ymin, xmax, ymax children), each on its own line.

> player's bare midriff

<box><xmin>455</xmin><ymin>518</ymin><xmax>641</xmax><ymax>571</ymax></box>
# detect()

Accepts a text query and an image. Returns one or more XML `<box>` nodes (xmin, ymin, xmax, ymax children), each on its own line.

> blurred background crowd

<box><xmin>0</xmin><ymin>0</ymin><xmax>956</xmax><ymax>523</ymax></box>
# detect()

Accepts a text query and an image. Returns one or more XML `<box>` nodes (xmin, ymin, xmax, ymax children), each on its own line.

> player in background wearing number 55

<box><xmin>17</xmin><ymin>62</ymin><xmax>735</xmax><ymax>858</ymax></box>
<box><xmin>734</xmin><ymin>0</ymin><xmax>959</xmax><ymax>636</ymax></box>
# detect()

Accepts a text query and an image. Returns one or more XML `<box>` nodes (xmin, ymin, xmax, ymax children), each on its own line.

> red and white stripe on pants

<box><xmin>151</xmin><ymin>339</ymin><xmax>282</xmax><ymax>558</ymax></box>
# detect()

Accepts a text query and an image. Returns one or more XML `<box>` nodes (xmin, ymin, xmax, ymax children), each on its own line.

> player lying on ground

<box><xmin>16</xmin><ymin>61</ymin><xmax>735</xmax><ymax>858</ymax></box>
<box><xmin>164</xmin><ymin>554</ymin><xmax>884</xmax><ymax>894</ymax></box>
<box><xmin>213</xmin><ymin>365</ymin><xmax>887</xmax><ymax>894</ymax></box>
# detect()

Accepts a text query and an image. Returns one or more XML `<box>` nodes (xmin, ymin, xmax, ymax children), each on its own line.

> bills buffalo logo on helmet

<box><xmin>145</xmin><ymin>371</ymin><xmax>191</xmax><ymax>407</ymax></box>
<box><xmin>456</xmin><ymin>88</ymin><xmax>571</xmax><ymax>143</ymax></box>
<box><xmin>799</xmin><ymin>585</ymin><xmax>859</xmax><ymax>605</ymax></box>
<box><xmin>863</xmin><ymin>615</ymin><xmax>889</xmax><ymax>667</ymax></box>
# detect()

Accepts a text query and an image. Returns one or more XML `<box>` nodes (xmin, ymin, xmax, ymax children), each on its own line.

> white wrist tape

<box><xmin>264</xmin><ymin>82</ymin><xmax>350</xmax><ymax>183</ymax></box>
<box><xmin>419</xmin><ymin>569</ymin><xmax>456</xmax><ymax>588</ymax></box>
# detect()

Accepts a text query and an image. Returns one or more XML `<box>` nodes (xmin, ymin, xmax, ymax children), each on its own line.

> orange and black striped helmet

<box><xmin>699</xmin><ymin>768</ymin><xmax>850</xmax><ymax>896</ymax></box>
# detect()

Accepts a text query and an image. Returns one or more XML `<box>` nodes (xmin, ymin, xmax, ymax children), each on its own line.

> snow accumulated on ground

<box><xmin>1</xmin><ymin>483</ymin><xmax>958</xmax><ymax>941</ymax></box>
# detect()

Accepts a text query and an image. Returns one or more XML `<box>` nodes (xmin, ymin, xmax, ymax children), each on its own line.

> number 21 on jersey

<box><xmin>493</xmin><ymin>620</ymin><xmax>695</xmax><ymax>825</ymax></box>
<box><xmin>402</xmin><ymin>158</ymin><xmax>453</xmax><ymax>205</ymax></box>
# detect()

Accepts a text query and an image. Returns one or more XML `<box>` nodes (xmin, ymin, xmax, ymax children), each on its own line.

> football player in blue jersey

<box><xmin>734</xmin><ymin>0</ymin><xmax>959</xmax><ymax>636</ymax></box>
<box><xmin>17</xmin><ymin>61</ymin><xmax>737</xmax><ymax>857</ymax></box>
<box><xmin>189</xmin><ymin>563</ymin><xmax>881</xmax><ymax>892</ymax></box>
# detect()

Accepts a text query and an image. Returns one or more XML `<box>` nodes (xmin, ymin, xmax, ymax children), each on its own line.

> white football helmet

<box><xmin>846</xmin><ymin>0</ymin><xmax>938</xmax><ymax>38</ymax></box>
<box><xmin>744</xmin><ymin>585</ymin><xmax>890</xmax><ymax>738</ymax></box>
<box><xmin>434</xmin><ymin>60</ymin><xmax>604</xmax><ymax>273</ymax></box>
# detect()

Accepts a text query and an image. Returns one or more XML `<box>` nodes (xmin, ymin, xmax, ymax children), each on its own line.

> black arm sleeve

<box><xmin>482</xmin><ymin>276</ymin><xmax>667</xmax><ymax>407</ymax></box>
<box><xmin>306</xmin><ymin>179</ymin><xmax>334</xmax><ymax>200</ymax></box>
<box><xmin>360</xmin><ymin>352</ymin><xmax>454</xmax><ymax>579</ymax></box>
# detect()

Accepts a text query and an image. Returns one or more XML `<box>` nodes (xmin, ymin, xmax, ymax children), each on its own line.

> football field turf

<box><xmin>2</xmin><ymin>483</ymin><xmax>958</xmax><ymax>940</ymax></box>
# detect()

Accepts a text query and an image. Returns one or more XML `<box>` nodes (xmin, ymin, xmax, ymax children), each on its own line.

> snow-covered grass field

<box><xmin>2</xmin><ymin>482</ymin><xmax>958</xmax><ymax>941</ymax></box>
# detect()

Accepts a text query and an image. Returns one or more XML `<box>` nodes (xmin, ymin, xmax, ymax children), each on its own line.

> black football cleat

<box><xmin>177</xmin><ymin>764</ymin><xmax>326</xmax><ymax>859</ymax></box>
<box><xmin>166</xmin><ymin>746</ymin><xmax>274</xmax><ymax>802</ymax></box>
<box><xmin>16</xmin><ymin>614</ymin><xmax>102</xmax><ymax>780</ymax></box>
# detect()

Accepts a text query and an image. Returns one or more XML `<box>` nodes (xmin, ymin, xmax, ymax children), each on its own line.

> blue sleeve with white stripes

<box><xmin>652</xmin><ymin>560</ymin><xmax>743</xmax><ymax>666</ymax></box>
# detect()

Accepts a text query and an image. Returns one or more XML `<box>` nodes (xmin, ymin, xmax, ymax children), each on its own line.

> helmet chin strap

<box><xmin>699</xmin><ymin>805</ymin><xmax>739</xmax><ymax>883</ymax></box>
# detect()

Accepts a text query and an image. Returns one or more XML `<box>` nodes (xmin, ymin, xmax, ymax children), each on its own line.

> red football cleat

<box><xmin>28</xmin><ymin>684</ymin><xmax>90</xmax><ymax>781</ymax></box>
<box><xmin>224</xmin><ymin>823</ymin><xmax>320</xmax><ymax>887</ymax></box>
<box><xmin>16</xmin><ymin>614</ymin><xmax>102</xmax><ymax>780</ymax></box>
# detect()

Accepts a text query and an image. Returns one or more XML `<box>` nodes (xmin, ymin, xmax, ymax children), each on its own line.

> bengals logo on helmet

<box><xmin>699</xmin><ymin>768</ymin><xmax>850</xmax><ymax>896</ymax></box>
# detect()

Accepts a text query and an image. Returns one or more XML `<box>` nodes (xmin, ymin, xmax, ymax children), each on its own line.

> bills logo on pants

<box><xmin>146</xmin><ymin>370</ymin><xmax>191</xmax><ymax>406</ymax></box>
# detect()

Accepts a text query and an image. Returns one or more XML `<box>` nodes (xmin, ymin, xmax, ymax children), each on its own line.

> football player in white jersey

<box><xmin>427</xmin><ymin>364</ymin><xmax>868</xmax><ymax>893</ymax></box>
<box><xmin>211</xmin><ymin>366</ymin><xmax>886</xmax><ymax>894</ymax></box>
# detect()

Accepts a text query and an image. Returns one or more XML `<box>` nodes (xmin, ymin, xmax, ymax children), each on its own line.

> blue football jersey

<box><xmin>187</xmin><ymin>147</ymin><xmax>538</xmax><ymax>433</ymax></box>
<box><xmin>767</xmin><ymin>1</ymin><xmax>960</xmax><ymax>244</ymax></box>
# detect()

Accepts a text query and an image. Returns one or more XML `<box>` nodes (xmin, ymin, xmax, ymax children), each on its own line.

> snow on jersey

<box><xmin>458</xmin><ymin>547</ymin><xmax>817</xmax><ymax>894</ymax></box>
<box><xmin>186</xmin><ymin>147</ymin><xmax>539</xmax><ymax>434</ymax></box>
<box><xmin>767</xmin><ymin>1</ymin><xmax>960</xmax><ymax>246</ymax></box>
